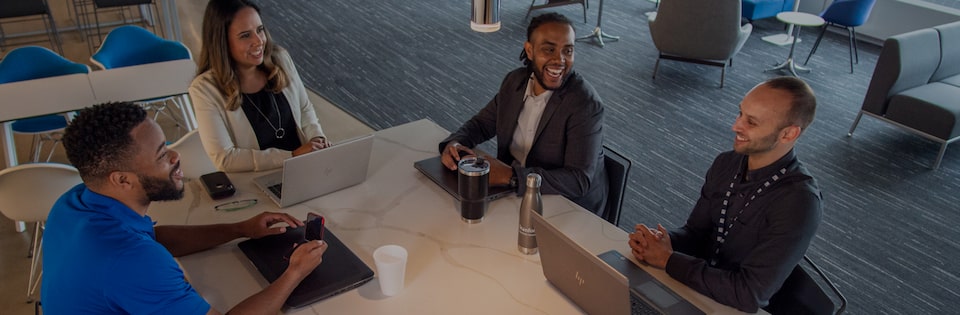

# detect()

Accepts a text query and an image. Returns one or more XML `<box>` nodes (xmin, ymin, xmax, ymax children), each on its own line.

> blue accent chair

<box><xmin>0</xmin><ymin>46</ymin><xmax>89</xmax><ymax>163</ymax></box>
<box><xmin>91</xmin><ymin>25</ymin><xmax>194</xmax><ymax>136</ymax></box>
<box><xmin>803</xmin><ymin>0</ymin><xmax>877</xmax><ymax>73</ymax></box>
<box><xmin>742</xmin><ymin>0</ymin><xmax>796</xmax><ymax>21</ymax></box>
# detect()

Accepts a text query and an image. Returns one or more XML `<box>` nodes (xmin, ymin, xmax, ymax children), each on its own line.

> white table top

<box><xmin>776</xmin><ymin>12</ymin><xmax>825</xmax><ymax>27</ymax></box>
<box><xmin>150</xmin><ymin>119</ymin><xmax>753</xmax><ymax>314</ymax></box>
<box><xmin>1</xmin><ymin>59</ymin><xmax>196</xmax><ymax>168</ymax></box>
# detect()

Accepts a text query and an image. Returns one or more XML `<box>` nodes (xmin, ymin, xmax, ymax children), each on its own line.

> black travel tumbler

<box><xmin>458</xmin><ymin>156</ymin><xmax>489</xmax><ymax>223</ymax></box>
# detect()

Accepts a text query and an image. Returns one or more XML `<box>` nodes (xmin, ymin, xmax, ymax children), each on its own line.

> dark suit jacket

<box><xmin>440</xmin><ymin>68</ymin><xmax>608</xmax><ymax>214</ymax></box>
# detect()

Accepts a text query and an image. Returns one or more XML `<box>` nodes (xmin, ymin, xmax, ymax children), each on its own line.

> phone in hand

<box><xmin>305</xmin><ymin>212</ymin><xmax>325</xmax><ymax>241</ymax></box>
<box><xmin>284</xmin><ymin>213</ymin><xmax>325</xmax><ymax>261</ymax></box>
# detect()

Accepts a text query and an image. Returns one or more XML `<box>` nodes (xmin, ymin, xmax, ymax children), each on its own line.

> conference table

<box><xmin>149</xmin><ymin>119</ymin><xmax>753</xmax><ymax>314</ymax></box>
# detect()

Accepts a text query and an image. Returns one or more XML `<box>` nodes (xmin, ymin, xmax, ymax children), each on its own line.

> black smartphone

<box><xmin>305</xmin><ymin>212</ymin><xmax>325</xmax><ymax>241</ymax></box>
<box><xmin>200</xmin><ymin>171</ymin><xmax>235</xmax><ymax>199</ymax></box>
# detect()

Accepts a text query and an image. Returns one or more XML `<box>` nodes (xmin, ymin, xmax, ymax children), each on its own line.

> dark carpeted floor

<box><xmin>258</xmin><ymin>0</ymin><xmax>960</xmax><ymax>313</ymax></box>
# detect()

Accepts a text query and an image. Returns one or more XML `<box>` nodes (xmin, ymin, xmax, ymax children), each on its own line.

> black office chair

<box><xmin>601</xmin><ymin>145</ymin><xmax>632</xmax><ymax>226</ymax></box>
<box><xmin>764</xmin><ymin>255</ymin><xmax>847</xmax><ymax>315</ymax></box>
<box><xmin>525</xmin><ymin>0</ymin><xmax>588</xmax><ymax>23</ymax></box>
<box><xmin>0</xmin><ymin>0</ymin><xmax>63</xmax><ymax>54</ymax></box>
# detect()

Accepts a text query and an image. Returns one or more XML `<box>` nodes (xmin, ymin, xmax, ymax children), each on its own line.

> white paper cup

<box><xmin>373</xmin><ymin>245</ymin><xmax>408</xmax><ymax>297</ymax></box>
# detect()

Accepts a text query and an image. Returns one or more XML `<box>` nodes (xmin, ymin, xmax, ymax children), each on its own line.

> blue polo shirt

<box><xmin>41</xmin><ymin>184</ymin><xmax>210</xmax><ymax>314</ymax></box>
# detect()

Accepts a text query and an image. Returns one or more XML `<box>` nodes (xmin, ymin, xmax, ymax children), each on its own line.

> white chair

<box><xmin>168</xmin><ymin>129</ymin><xmax>216</xmax><ymax>180</ymax></box>
<box><xmin>0</xmin><ymin>163</ymin><xmax>82</xmax><ymax>302</ymax></box>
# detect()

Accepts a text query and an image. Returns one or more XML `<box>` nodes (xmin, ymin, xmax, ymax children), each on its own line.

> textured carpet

<box><xmin>258</xmin><ymin>0</ymin><xmax>960</xmax><ymax>313</ymax></box>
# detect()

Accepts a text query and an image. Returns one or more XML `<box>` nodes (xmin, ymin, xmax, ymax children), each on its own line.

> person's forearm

<box><xmin>155</xmin><ymin>224</ymin><xmax>244</xmax><ymax>257</ymax></box>
<box><xmin>226</xmin><ymin>270</ymin><xmax>304</xmax><ymax>315</ymax></box>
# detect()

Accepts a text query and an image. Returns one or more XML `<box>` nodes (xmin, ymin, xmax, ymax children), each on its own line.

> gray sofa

<box><xmin>849</xmin><ymin>20</ymin><xmax>960</xmax><ymax>169</ymax></box>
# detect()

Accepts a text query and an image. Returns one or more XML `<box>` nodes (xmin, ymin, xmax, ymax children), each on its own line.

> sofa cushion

<box><xmin>886</xmin><ymin>82</ymin><xmax>960</xmax><ymax>140</ymax></box>
<box><xmin>933</xmin><ymin>21</ymin><xmax>960</xmax><ymax>82</ymax></box>
<box><xmin>941</xmin><ymin>74</ymin><xmax>960</xmax><ymax>88</ymax></box>
<box><xmin>860</xmin><ymin>28</ymin><xmax>940</xmax><ymax>116</ymax></box>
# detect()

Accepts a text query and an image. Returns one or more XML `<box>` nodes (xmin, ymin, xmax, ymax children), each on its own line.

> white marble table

<box><xmin>150</xmin><ymin>119</ymin><xmax>751</xmax><ymax>314</ymax></box>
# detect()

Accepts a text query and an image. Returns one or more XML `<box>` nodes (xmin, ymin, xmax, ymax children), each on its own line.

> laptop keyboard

<box><xmin>268</xmin><ymin>183</ymin><xmax>283</xmax><ymax>198</ymax></box>
<box><xmin>631</xmin><ymin>294</ymin><xmax>662</xmax><ymax>315</ymax></box>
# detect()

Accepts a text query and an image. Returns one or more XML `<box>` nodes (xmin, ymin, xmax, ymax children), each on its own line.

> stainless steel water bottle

<box><xmin>518</xmin><ymin>173</ymin><xmax>542</xmax><ymax>254</ymax></box>
<box><xmin>458</xmin><ymin>156</ymin><xmax>490</xmax><ymax>223</ymax></box>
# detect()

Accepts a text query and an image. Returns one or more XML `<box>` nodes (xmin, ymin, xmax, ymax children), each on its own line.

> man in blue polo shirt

<box><xmin>41</xmin><ymin>102</ymin><xmax>328</xmax><ymax>314</ymax></box>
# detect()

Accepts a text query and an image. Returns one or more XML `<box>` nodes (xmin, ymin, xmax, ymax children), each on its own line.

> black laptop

<box><xmin>237</xmin><ymin>226</ymin><xmax>374</xmax><ymax>308</ymax></box>
<box><xmin>413</xmin><ymin>156</ymin><xmax>514</xmax><ymax>201</ymax></box>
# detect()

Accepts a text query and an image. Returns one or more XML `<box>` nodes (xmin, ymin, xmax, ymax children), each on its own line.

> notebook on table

<box><xmin>253</xmin><ymin>134</ymin><xmax>374</xmax><ymax>208</ymax></box>
<box><xmin>413</xmin><ymin>156</ymin><xmax>514</xmax><ymax>201</ymax></box>
<box><xmin>237</xmin><ymin>225</ymin><xmax>374</xmax><ymax>308</ymax></box>
<box><xmin>530</xmin><ymin>212</ymin><xmax>704</xmax><ymax>315</ymax></box>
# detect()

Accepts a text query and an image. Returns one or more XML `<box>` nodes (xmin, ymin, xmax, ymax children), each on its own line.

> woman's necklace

<box><xmin>243</xmin><ymin>92</ymin><xmax>285</xmax><ymax>139</ymax></box>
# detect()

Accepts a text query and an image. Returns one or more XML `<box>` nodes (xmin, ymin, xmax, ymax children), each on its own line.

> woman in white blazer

<box><xmin>189</xmin><ymin>0</ymin><xmax>327</xmax><ymax>172</ymax></box>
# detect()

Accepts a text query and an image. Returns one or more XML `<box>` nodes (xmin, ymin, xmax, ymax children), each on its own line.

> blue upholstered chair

<box><xmin>803</xmin><ymin>0</ymin><xmax>877</xmax><ymax>73</ymax></box>
<box><xmin>742</xmin><ymin>0</ymin><xmax>796</xmax><ymax>21</ymax></box>
<box><xmin>91</xmin><ymin>25</ymin><xmax>194</xmax><ymax>136</ymax></box>
<box><xmin>0</xmin><ymin>46</ymin><xmax>89</xmax><ymax>163</ymax></box>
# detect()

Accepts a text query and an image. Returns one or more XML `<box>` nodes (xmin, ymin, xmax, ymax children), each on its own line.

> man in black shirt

<box><xmin>628</xmin><ymin>77</ymin><xmax>821</xmax><ymax>312</ymax></box>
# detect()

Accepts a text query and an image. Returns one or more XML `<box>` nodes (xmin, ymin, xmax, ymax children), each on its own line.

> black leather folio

<box><xmin>238</xmin><ymin>226</ymin><xmax>374</xmax><ymax>308</ymax></box>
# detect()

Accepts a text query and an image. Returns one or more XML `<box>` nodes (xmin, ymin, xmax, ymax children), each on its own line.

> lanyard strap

<box><xmin>709</xmin><ymin>167</ymin><xmax>787</xmax><ymax>267</ymax></box>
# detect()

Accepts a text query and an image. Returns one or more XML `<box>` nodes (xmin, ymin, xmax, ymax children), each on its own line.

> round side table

<box><xmin>765</xmin><ymin>12</ymin><xmax>824</xmax><ymax>77</ymax></box>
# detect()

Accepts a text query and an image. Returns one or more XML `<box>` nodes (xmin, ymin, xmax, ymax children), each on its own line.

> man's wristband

<box><xmin>508</xmin><ymin>175</ymin><xmax>518</xmax><ymax>188</ymax></box>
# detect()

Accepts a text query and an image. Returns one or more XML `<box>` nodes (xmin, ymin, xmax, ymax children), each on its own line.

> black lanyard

<box><xmin>709</xmin><ymin>167</ymin><xmax>787</xmax><ymax>267</ymax></box>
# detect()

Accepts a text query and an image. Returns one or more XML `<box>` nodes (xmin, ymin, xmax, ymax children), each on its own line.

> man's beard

<box><xmin>139</xmin><ymin>171</ymin><xmax>183</xmax><ymax>202</ymax></box>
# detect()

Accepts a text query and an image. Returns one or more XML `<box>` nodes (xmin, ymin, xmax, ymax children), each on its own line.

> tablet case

<box><xmin>238</xmin><ymin>225</ymin><xmax>374</xmax><ymax>308</ymax></box>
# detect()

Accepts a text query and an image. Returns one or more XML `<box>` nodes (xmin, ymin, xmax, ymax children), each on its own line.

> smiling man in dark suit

<box><xmin>438</xmin><ymin>13</ymin><xmax>607</xmax><ymax>215</ymax></box>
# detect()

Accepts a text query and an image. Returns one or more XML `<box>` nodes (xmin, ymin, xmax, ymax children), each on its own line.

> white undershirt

<box><xmin>510</xmin><ymin>75</ymin><xmax>552</xmax><ymax>167</ymax></box>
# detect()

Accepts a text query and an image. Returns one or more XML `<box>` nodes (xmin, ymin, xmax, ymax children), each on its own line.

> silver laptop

<box><xmin>253</xmin><ymin>134</ymin><xmax>374</xmax><ymax>208</ymax></box>
<box><xmin>531</xmin><ymin>212</ymin><xmax>704</xmax><ymax>315</ymax></box>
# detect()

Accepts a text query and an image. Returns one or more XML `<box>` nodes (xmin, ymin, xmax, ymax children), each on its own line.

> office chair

<box><xmin>648</xmin><ymin>0</ymin><xmax>752</xmax><ymax>88</ymax></box>
<box><xmin>0</xmin><ymin>46</ymin><xmax>89</xmax><ymax>163</ymax></box>
<box><xmin>91</xmin><ymin>25</ymin><xmax>194</xmax><ymax>138</ymax></box>
<box><xmin>72</xmin><ymin>0</ymin><xmax>162</xmax><ymax>52</ymax></box>
<box><xmin>0</xmin><ymin>0</ymin><xmax>63</xmax><ymax>54</ymax></box>
<box><xmin>601</xmin><ymin>145</ymin><xmax>632</xmax><ymax>226</ymax></box>
<box><xmin>764</xmin><ymin>255</ymin><xmax>848</xmax><ymax>315</ymax></box>
<box><xmin>526</xmin><ymin>0</ymin><xmax>588</xmax><ymax>23</ymax></box>
<box><xmin>0</xmin><ymin>163</ymin><xmax>82</xmax><ymax>302</ymax></box>
<box><xmin>803</xmin><ymin>0</ymin><xmax>877</xmax><ymax>73</ymax></box>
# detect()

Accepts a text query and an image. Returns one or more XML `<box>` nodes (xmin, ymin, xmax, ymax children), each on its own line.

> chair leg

<box><xmin>525</xmin><ymin>0</ymin><xmax>536</xmax><ymax>20</ymax></box>
<box><xmin>26</xmin><ymin>222</ymin><xmax>42</xmax><ymax>302</ymax></box>
<box><xmin>848</xmin><ymin>111</ymin><xmax>864</xmax><ymax>136</ymax></box>
<box><xmin>44</xmin><ymin>137</ymin><xmax>61</xmax><ymax>163</ymax></box>
<box><xmin>852</xmin><ymin>27</ymin><xmax>859</xmax><ymax>64</ymax></box>
<box><xmin>43</xmin><ymin>10</ymin><xmax>64</xmax><ymax>55</ymax></box>
<box><xmin>933</xmin><ymin>141</ymin><xmax>948</xmax><ymax>170</ymax></box>
<box><xmin>804</xmin><ymin>25</ymin><xmax>828</xmax><ymax>66</ymax></box>
<box><xmin>652</xmin><ymin>56</ymin><xmax>661</xmax><ymax>80</ymax></box>
<box><xmin>719</xmin><ymin>62</ymin><xmax>726</xmax><ymax>88</ymax></box>
<box><xmin>580</xmin><ymin>1</ymin><xmax>587</xmax><ymax>24</ymax></box>
<box><xmin>846</xmin><ymin>27</ymin><xmax>855</xmax><ymax>74</ymax></box>
<box><xmin>29</xmin><ymin>135</ymin><xmax>42</xmax><ymax>163</ymax></box>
